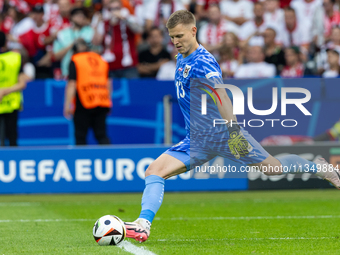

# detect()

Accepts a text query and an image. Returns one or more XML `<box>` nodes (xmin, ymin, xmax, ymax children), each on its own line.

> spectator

<box><xmin>196</xmin><ymin>0</ymin><xmax>220</xmax><ymax>21</ymax></box>
<box><xmin>263</xmin><ymin>27</ymin><xmax>285</xmax><ymax>74</ymax></box>
<box><xmin>144</xmin><ymin>0</ymin><xmax>185</xmax><ymax>32</ymax></box>
<box><xmin>234</xmin><ymin>45</ymin><xmax>276</xmax><ymax>78</ymax></box>
<box><xmin>52</xmin><ymin>7</ymin><xmax>94</xmax><ymax>78</ymax></box>
<box><xmin>63</xmin><ymin>38</ymin><xmax>112</xmax><ymax>145</ymax></box>
<box><xmin>1</xmin><ymin>6</ymin><xmax>17</xmax><ymax>34</ymax></box>
<box><xmin>93</xmin><ymin>0</ymin><xmax>142</xmax><ymax>78</ymax></box>
<box><xmin>92</xmin><ymin>0</ymin><xmax>134</xmax><ymax>25</ymax></box>
<box><xmin>49</xmin><ymin>0</ymin><xmax>72</xmax><ymax>35</ymax></box>
<box><xmin>280</xmin><ymin>46</ymin><xmax>312</xmax><ymax>77</ymax></box>
<box><xmin>322</xmin><ymin>48</ymin><xmax>340</xmax><ymax>77</ymax></box>
<box><xmin>316</xmin><ymin>27</ymin><xmax>340</xmax><ymax>73</ymax></box>
<box><xmin>5</xmin><ymin>0</ymin><xmax>30</xmax><ymax>15</ymax></box>
<box><xmin>30</xmin><ymin>5</ymin><xmax>56</xmax><ymax>79</ymax></box>
<box><xmin>0</xmin><ymin>31</ymin><xmax>29</xmax><ymax>146</ymax></box>
<box><xmin>219</xmin><ymin>46</ymin><xmax>239</xmax><ymax>78</ymax></box>
<box><xmin>279</xmin><ymin>7</ymin><xmax>310</xmax><ymax>53</ymax></box>
<box><xmin>130</xmin><ymin>0</ymin><xmax>146</xmax><ymax>26</ymax></box>
<box><xmin>91</xmin><ymin>0</ymin><xmax>111</xmax><ymax>25</ymax></box>
<box><xmin>264</xmin><ymin>0</ymin><xmax>284</xmax><ymax>30</ymax></box>
<box><xmin>219</xmin><ymin>0</ymin><xmax>253</xmax><ymax>29</ymax></box>
<box><xmin>238</xmin><ymin>2</ymin><xmax>268</xmax><ymax>44</ymax></box>
<box><xmin>138</xmin><ymin>27</ymin><xmax>171</xmax><ymax>78</ymax></box>
<box><xmin>12</xmin><ymin>47</ymin><xmax>36</xmax><ymax>80</ymax></box>
<box><xmin>7</xmin><ymin>8</ymin><xmax>35</xmax><ymax>57</ymax></box>
<box><xmin>312</xmin><ymin>0</ymin><xmax>340</xmax><ymax>47</ymax></box>
<box><xmin>290</xmin><ymin>0</ymin><xmax>321</xmax><ymax>44</ymax></box>
<box><xmin>43</xmin><ymin>0</ymin><xmax>59</xmax><ymax>24</ymax></box>
<box><xmin>221</xmin><ymin>31</ymin><xmax>240</xmax><ymax>61</ymax></box>
<box><xmin>156</xmin><ymin>48</ymin><xmax>178</xmax><ymax>80</ymax></box>
<box><xmin>25</xmin><ymin>0</ymin><xmax>44</xmax><ymax>6</ymax></box>
<box><xmin>198</xmin><ymin>4</ymin><xmax>237</xmax><ymax>56</ymax></box>
<box><xmin>144</xmin><ymin>0</ymin><xmax>185</xmax><ymax>50</ymax></box>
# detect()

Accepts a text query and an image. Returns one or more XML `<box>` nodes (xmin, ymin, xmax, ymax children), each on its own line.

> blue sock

<box><xmin>138</xmin><ymin>175</ymin><xmax>165</xmax><ymax>223</ymax></box>
<box><xmin>276</xmin><ymin>155</ymin><xmax>317</xmax><ymax>173</ymax></box>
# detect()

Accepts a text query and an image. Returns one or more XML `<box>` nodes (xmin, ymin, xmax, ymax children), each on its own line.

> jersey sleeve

<box><xmin>193</xmin><ymin>56</ymin><xmax>223</xmax><ymax>88</ymax></box>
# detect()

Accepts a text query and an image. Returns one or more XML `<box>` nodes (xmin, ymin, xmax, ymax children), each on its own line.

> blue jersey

<box><xmin>167</xmin><ymin>45</ymin><xmax>269</xmax><ymax>170</ymax></box>
<box><xmin>175</xmin><ymin>45</ymin><xmax>228</xmax><ymax>141</ymax></box>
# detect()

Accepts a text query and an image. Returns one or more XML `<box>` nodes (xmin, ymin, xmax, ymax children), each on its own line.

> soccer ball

<box><xmin>93</xmin><ymin>215</ymin><xmax>126</xmax><ymax>246</ymax></box>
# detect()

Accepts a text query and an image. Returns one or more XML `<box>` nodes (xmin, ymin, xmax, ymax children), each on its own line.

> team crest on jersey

<box><xmin>183</xmin><ymin>65</ymin><xmax>191</xmax><ymax>78</ymax></box>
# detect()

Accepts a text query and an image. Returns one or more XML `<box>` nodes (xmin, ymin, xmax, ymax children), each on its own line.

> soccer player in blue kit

<box><xmin>124</xmin><ymin>10</ymin><xmax>340</xmax><ymax>242</ymax></box>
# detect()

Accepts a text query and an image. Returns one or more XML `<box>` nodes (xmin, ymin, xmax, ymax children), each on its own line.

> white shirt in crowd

<box><xmin>290</xmin><ymin>0</ymin><xmax>322</xmax><ymax>41</ymax></box>
<box><xmin>315</xmin><ymin>43</ymin><xmax>340</xmax><ymax>70</ymax></box>
<box><xmin>219</xmin><ymin>0</ymin><xmax>254</xmax><ymax>29</ymax></box>
<box><xmin>322</xmin><ymin>69</ymin><xmax>339</xmax><ymax>77</ymax></box>
<box><xmin>220</xmin><ymin>59</ymin><xmax>239</xmax><ymax>77</ymax></box>
<box><xmin>234</xmin><ymin>62</ymin><xmax>276</xmax><ymax>78</ymax></box>
<box><xmin>264</xmin><ymin>9</ymin><xmax>284</xmax><ymax>31</ymax></box>
<box><xmin>198</xmin><ymin>19</ymin><xmax>238</xmax><ymax>45</ymax></box>
<box><xmin>144</xmin><ymin>0</ymin><xmax>185</xmax><ymax>24</ymax></box>
<box><xmin>156</xmin><ymin>61</ymin><xmax>176</xmax><ymax>80</ymax></box>
<box><xmin>278</xmin><ymin>22</ymin><xmax>311</xmax><ymax>47</ymax></box>
<box><xmin>238</xmin><ymin>20</ymin><xmax>268</xmax><ymax>41</ymax></box>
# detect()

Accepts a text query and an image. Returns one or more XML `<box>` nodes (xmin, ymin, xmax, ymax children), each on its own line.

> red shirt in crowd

<box><xmin>103</xmin><ymin>18</ymin><xmax>138</xmax><ymax>70</ymax></box>
<box><xmin>280</xmin><ymin>63</ymin><xmax>304</xmax><ymax>77</ymax></box>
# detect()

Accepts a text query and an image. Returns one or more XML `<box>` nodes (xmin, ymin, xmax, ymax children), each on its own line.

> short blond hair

<box><xmin>166</xmin><ymin>10</ymin><xmax>196</xmax><ymax>29</ymax></box>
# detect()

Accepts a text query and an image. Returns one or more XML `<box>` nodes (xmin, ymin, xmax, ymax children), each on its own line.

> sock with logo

<box><xmin>276</xmin><ymin>155</ymin><xmax>318</xmax><ymax>173</ymax></box>
<box><xmin>138</xmin><ymin>175</ymin><xmax>165</xmax><ymax>224</ymax></box>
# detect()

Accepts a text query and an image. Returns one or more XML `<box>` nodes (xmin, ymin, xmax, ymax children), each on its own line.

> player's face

<box><xmin>168</xmin><ymin>23</ymin><xmax>197</xmax><ymax>57</ymax></box>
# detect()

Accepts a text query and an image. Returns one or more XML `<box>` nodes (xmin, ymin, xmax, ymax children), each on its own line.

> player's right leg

<box><xmin>124</xmin><ymin>152</ymin><xmax>187</xmax><ymax>243</ymax></box>
<box><xmin>238</xmin><ymin>129</ymin><xmax>340</xmax><ymax>189</ymax></box>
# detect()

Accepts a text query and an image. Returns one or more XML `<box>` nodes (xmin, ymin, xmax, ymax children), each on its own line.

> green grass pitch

<box><xmin>0</xmin><ymin>189</ymin><xmax>339</xmax><ymax>255</ymax></box>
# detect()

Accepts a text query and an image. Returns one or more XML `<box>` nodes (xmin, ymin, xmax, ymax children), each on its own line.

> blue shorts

<box><xmin>164</xmin><ymin>129</ymin><xmax>269</xmax><ymax>171</ymax></box>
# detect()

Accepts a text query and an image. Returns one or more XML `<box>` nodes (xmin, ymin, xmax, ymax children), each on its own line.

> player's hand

<box><xmin>227</xmin><ymin>123</ymin><xmax>253</xmax><ymax>159</ymax></box>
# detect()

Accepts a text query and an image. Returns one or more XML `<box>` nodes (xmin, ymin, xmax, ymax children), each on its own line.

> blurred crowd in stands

<box><xmin>1</xmin><ymin>0</ymin><xmax>340</xmax><ymax>80</ymax></box>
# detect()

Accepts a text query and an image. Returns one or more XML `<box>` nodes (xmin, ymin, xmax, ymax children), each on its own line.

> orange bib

<box><xmin>72</xmin><ymin>52</ymin><xmax>112</xmax><ymax>109</ymax></box>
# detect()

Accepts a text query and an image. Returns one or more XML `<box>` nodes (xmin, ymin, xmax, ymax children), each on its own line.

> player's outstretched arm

<box><xmin>214</xmin><ymin>88</ymin><xmax>235</xmax><ymax>122</ymax></box>
<box><xmin>214</xmin><ymin>88</ymin><xmax>253</xmax><ymax>159</ymax></box>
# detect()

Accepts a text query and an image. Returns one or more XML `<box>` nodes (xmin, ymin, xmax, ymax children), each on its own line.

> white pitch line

<box><xmin>118</xmin><ymin>240</ymin><xmax>157</xmax><ymax>255</ymax></box>
<box><xmin>1</xmin><ymin>215</ymin><xmax>340</xmax><ymax>223</ymax></box>
<box><xmin>157</xmin><ymin>237</ymin><xmax>333</xmax><ymax>242</ymax></box>
<box><xmin>0</xmin><ymin>219</ymin><xmax>97</xmax><ymax>223</ymax></box>
<box><xmin>163</xmin><ymin>215</ymin><xmax>340</xmax><ymax>221</ymax></box>
<box><xmin>0</xmin><ymin>202</ymin><xmax>40</xmax><ymax>206</ymax></box>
